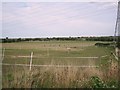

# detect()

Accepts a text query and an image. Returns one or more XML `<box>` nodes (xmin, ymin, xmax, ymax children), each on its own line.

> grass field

<box><xmin>2</xmin><ymin>41</ymin><xmax>118</xmax><ymax>88</ymax></box>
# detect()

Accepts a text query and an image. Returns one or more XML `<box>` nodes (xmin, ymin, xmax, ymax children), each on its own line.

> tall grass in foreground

<box><xmin>2</xmin><ymin>60</ymin><xmax>118</xmax><ymax>88</ymax></box>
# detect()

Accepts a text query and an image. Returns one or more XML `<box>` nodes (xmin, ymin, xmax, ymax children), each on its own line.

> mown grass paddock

<box><xmin>2</xmin><ymin>41</ymin><xmax>118</xmax><ymax>88</ymax></box>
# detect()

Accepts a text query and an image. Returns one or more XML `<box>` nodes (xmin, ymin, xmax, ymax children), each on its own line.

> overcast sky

<box><xmin>2</xmin><ymin>2</ymin><xmax>118</xmax><ymax>38</ymax></box>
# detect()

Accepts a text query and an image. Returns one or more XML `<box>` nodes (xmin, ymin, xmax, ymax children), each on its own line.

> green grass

<box><xmin>2</xmin><ymin>41</ymin><xmax>114</xmax><ymax>64</ymax></box>
<box><xmin>2</xmin><ymin>41</ymin><xmax>118</xmax><ymax>88</ymax></box>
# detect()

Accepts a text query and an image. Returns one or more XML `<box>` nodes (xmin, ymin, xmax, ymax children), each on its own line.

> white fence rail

<box><xmin>1</xmin><ymin>63</ymin><xmax>99</xmax><ymax>68</ymax></box>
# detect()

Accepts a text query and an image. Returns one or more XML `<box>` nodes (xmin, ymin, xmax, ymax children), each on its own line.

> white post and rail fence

<box><xmin>29</xmin><ymin>52</ymin><xmax>33</xmax><ymax>71</ymax></box>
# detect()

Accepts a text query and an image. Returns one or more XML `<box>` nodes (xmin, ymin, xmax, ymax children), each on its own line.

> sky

<box><xmin>2</xmin><ymin>2</ymin><xmax>118</xmax><ymax>38</ymax></box>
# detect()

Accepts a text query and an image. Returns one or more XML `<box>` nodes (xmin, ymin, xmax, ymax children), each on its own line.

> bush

<box><xmin>95</xmin><ymin>43</ymin><xmax>111</xmax><ymax>47</ymax></box>
<box><xmin>90</xmin><ymin>76</ymin><xmax>108</xmax><ymax>88</ymax></box>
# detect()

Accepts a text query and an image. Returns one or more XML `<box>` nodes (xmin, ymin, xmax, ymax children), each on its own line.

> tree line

<box><xmin>1</xmin><ymin>36</ymin><xmax>118</xmax><ymax>43</ymax></box>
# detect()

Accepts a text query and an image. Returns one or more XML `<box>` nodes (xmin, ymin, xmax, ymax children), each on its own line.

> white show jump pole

<box><xmin>29</xmin><ymin>52</ymin><xmax>33</xmax><ymax>71</ymax></box>
<box><xmin>2</xmin><ymin>48</ymin><xmax>5</xmax><ymax>62</ymax></box>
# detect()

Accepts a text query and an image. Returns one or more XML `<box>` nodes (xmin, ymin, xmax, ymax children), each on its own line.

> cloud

<box><xmin>97</xmin><ymin>2</ymin><xmax>117</xmax><ymax>10</ymax></box>
<box><xmin>2</xmin><ymin>2</ymin><xmax>116</xmax><ymax>37</ymax></box>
